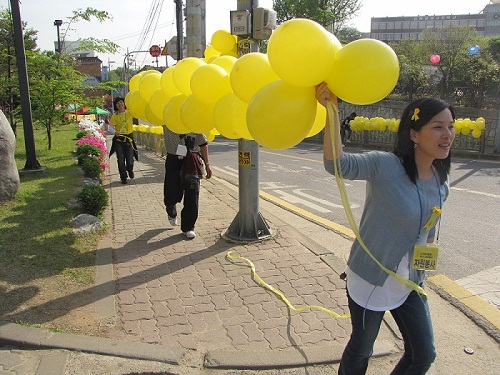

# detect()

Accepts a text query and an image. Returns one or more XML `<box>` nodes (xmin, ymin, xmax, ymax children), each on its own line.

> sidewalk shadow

<box><xmin>2</xmin><ymin>233</ymin><xmax>238</xmax><ymax>325</ymax></box>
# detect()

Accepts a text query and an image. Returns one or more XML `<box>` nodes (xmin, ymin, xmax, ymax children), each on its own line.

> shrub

<box><xmin>81</xmin><ymin>157</ymin><xmax>102</xmax><ymax>180</ymax></box>
<box><xmin>75</xmin><ymin>143</ymin><xmax>103</xmax><ymax>161</ymax></box>
<box><xmin>78</xmin><ymin>185</ymin><xmax>109</xmax><ymax>217</ymax></box>
<box><xmin>76</xmin><ymin>130</ymin><xmax>91</xmax><ymax>140</ymax></box>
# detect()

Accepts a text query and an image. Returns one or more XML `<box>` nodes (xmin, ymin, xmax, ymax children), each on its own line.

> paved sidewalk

<box><xmin>1</xmin><ymin>142</ymin><xmax>499</xmax><ymax>374</ymax></box>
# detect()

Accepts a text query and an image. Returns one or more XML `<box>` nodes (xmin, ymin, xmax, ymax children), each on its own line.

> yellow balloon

<box><xmin>306</xmin><ymin>102</ymin><xmax>326</xmax><ymax>137</ymax></box>
<box><xmin>267</xmin><ymin>19</ymin><xmax>341</xmax><ymax>87</ymax></box>
<box><xmin>160</xmin><ymin>66</ymin><xmax>181</xmax><ymax>98</ymax></box>
<box><xmin>173</xmin><ymin>57</ymin><xmax>206</xmax><ymax>95</ymax></box>
<box><xmin>129</xmin><ymin>73</ymin><xmax>143</xmax><ymax>92</ymax></box>
<box><xmin>471</xmin><ymin>129</ymin><xmax>482</xmax><ymax>139</ymax></box>
<box><xmin>139</xmin><ymin>71</ymin><xmax>162</xmax><ymax>102</ymax></box>
<box><xmin>461</xmin><ymin>127</ymin><xmax>471</xmax><ymax>136</ymax></box>
<box><xmin>148</xmin><ymin>89</ymin><xmax>169</xmax><ymax>121</ymax></box>
<box><xmin>145</xmin><ymin>104</ymin><xmax>164</xmax><ymax>126</ymax></box>
<box><xmin>213</xmin><ymin>93</ymin><xmax>241</xmax><ymax>139</ymax></box>
<box><xmin>326</xmin><ymin>39</ymin><xmax>399</xmax><ymax>105</ymax></box>
<box><xmin>230</xmin><ymin>52</ymin><xmax>280</xmax><ymax>103</ymax></box>
<box><xmin>206</xmin><ymin>129</ymin><xmax>217</xmax><ymax>142</ymax></box>
<box><xmin>231</xmin><ymin>97</ymin><xmax>253</xmax><ymax>140</ymax></box>
<box><xmin>190</xmin><ymin>64</ymin><xmax>232</xmax><ymax>104</ymax></box>
<box><xmin>180</xmin><ymin>95</ymin><xmax>215</xmax><ymax>134</ymax></box>
<box><xmin>211</xmin><ymin>55</ymin><xmax>237</xmax><ymax>74</ymax></box>
<box><xmin>204</xmin><ymin>44</ymin><xmax>220</xmax><ymax>59</ymax></box>
<box><xmin>126</xmin><ymin>90</ymin><xmax>147</xmax><ymax>120</ymax></box>
<box><xmin>163</xmin><ymin>94</ymin><xmax>190</xmax><ymax>134</ymax></box>
<box><xmin>211</xmin><ymin>30</ymin><xmax>237</xmax><ymax>53</ymax></box>
<box><xmin>247</xmin><ymin>81</ymin><xmax>316</xmax><ymax>150</ymax></box>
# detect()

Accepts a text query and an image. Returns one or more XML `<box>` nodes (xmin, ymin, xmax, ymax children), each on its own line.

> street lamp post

<box><xmin>54</xmin><ymin>19</ymin><xmax>62</xmax><ymax>53</ymax></box>
<box><xmin>107</xmin><ymin>58</ymin><xmax>115</xmax><ymax>114</ymax></box>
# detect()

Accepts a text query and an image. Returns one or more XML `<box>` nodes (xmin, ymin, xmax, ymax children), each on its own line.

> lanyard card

<box><xmin>412</xmin><ymin>244</ymin><xmax>439</xmax><ymax>271</ymax></box>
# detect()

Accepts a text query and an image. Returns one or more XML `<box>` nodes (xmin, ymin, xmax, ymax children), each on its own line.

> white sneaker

<box><xmin>168</xmin><ymin>216</ymin><xmax>178</xmax><ymax>226</ymax></box>
<box><xmin>184</xmin><ymin>230</ymin><xmax>196</xmax><ymax>239</ymax></box>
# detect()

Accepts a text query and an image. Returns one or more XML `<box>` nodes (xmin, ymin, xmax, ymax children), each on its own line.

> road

<box><xmin>208</xmin><ymin>138</ymin><xmax>500</xmax><ymax>284</ymax></box>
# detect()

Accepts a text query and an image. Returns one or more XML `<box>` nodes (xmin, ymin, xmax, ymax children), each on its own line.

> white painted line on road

<box><xmin>272</xmin><ymin>189</ymin><xmax>331</xmax><ymax>213</ymax></box>
<box><xmin>451</xmin><ymin>187</ymin><xmax>500</xmax><ymax>199</ymax></box>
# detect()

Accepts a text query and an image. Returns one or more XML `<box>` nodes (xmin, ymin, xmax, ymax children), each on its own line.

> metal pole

<box><xmin>224</xmin><ymin>0</ymin><xmax>272</xmax><ymax>242</ymax></box>
<box><xmin>54</xmin><ymin>20</ymin><xmax>62</xmax><ymax>53</ymax></box>
<box><xmin>10</xmin><ymin>0</ymin><xmax>42</xmax><ymax>171</ymax></box>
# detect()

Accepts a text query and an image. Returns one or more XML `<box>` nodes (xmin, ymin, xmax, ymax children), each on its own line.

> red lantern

<box><xmin>430</xmin><ymin>54</ymin><xmax>440</xmax><ymax>65</ymax></box>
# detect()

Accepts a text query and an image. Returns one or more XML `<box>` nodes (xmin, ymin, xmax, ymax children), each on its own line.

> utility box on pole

<box><xmin>224</xmin><ymin>0</ymin><xmax>274</xmax><ymax>243</ymax></box>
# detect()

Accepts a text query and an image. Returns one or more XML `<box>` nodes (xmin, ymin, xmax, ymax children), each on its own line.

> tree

<box><xmin>420</xmin><ymin>25</ymin><xmax>478</xmax><ymax>100</ymax></box>
<box><xmin>27</xmin><ymin>51</ymin><xmax>84</xmax><ymax>149</ymax></box>
<box><xmin>272</xmin><ymin>0</ymin><xmax>362</xmax><ymax>32</ymax></box>
<box><xmin>0</xmin><ymin>9</ymin><xmax>38</xmax><ymax>135</ymax></box>
<box><xmin>335</xmin><ymin>26</ymin><xmax>363</xmax><ymax>44</ymax></box>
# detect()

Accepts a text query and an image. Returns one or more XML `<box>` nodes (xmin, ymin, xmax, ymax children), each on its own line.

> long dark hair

<box><xmin>393</xmin><ymin>98</ymin><xmax>455</xmax><ymax>185</ymax></box>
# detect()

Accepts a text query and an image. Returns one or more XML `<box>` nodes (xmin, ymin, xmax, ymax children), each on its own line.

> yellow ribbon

<box><xmin>411</xmin><ymin>108</ymin><xmax>420</xmax><ymax>121</ymax></box>
<box><xmin>423</xmin><ymin>206</ymin><xmax>442</xmax><ymax>231</ymax></box>
<box><xmin>326</xmin><ymin>102</ymin><xmax>427</xmax><ymax>297</ymax></box>
<box><xmin>226</xmin><ymin>251</ymin><xmax>350</xmax><ymax>318</ymax></box>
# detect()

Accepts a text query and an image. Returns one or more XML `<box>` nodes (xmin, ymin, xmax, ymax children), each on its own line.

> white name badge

<box><xmin>176</xmin><ymin>144</ymin><xmax>187</xmax><ymax>156</ymax></box>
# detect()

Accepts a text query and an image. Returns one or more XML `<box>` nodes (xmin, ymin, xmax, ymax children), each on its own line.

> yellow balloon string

<box><xmin>226</xmin><ymin>251</ymin><xmax>350</xmax><ymax>318</ymax></box>
<box><xmin>325</xmin><ymin>102</ymin><xmax>427</xmax><ymax>297</ymax></box>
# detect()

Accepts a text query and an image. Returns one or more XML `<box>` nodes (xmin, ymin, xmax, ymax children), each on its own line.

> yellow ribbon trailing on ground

<box><xmin>226</xmin><ymin>251</ymin><xmax>350</xmax><ymax>318</ymax></box>
<box><xmin>326</xmin><ymin>102</ymin><xmax>427</xmax><ymax>297</ymax></box>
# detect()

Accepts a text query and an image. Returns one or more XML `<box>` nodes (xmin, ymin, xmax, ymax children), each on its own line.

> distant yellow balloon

<box><xmin>306</xmin><ymin>103</ymin><xmax>326</xmax><ymax>137</ymax></box>
<box><xmin>213</xmin><ymin>93</ymin><xmax>241</xmax><ymax>139</ymax></box>
<box><xmin>267</xmin><ymin>18</ymin><xmax>341</xmax><ymax>87</ymax></box>
<box><xmin>325</xmin><ymin>39</ymin><xmax>399</xmax><ymax>105</ymax></box>
<box><xmin>172</xmin><ymin>57</ymin><xmax>206</xmax><ymax>95</ymax></box>
<box><xmin>247</xmin><ymin>81</ymin><xmax>316</xmax><ymax>149</ymax></box>
<box><xmin>163</xmin><ymin>94</ymin><xmax>190</xmax><ymax>134</ymax></box>
<box><xmin>211</xmin><ymin>55</ymin><xmax>237</xmax><ymax>74</ymax></box>
<box><xmin>471</xmin><ymin>129</ymin><xmax>482</xmax><ymax>139</ymax></box>
<box><xmin>160</xmin><ymin>66</ymin><xmax>181</xmax><ymax>98</ymax></box>
<box><xmin>211</xmin><ymin>30</ymin><xmax>237</xmax><ymax>53</ymax></box>
<box><xmin>180</xmin><ymin>95</ymin><xmax>215</xmax><ymax>134</ymax></box>
<box><xmin>230</xmin><ymin>52</ymin><xmax>280</xmax><ymax>103</ymax></box>
<box><xmin>190</xmin><ymin>64</ymin><xmax>232</xmax><ymax>104</ymax></box>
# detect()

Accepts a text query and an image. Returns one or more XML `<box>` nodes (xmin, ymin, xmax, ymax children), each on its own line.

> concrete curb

<box><xmin>0</xmin><ymin>320</ymin><xmax>185</xmax><ymax>364</ymax></box>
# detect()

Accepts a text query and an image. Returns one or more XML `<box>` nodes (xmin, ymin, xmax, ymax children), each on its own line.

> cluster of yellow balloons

<box><xmin>125</xmin><ymin>19</ymin><xmax>400</xmax><ymax>150</ymax></box>
<box><xmin>133</xmin><ymin>124</ymin><xmax>164</xmax><ymax>135</ymax></box>
<box><xmin>348</xmin><ymin>116</ymin><xmax>486</xmax><ymax>139</ymax></box>
<box><xmin>454</xmin><ymin>117</ymin><xmax>486</xmax><ymax>138</ymax></box>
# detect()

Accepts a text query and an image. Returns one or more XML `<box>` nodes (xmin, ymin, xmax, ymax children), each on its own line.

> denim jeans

<box><xmin>339</xmin><ymin>289</ymin><xmax>436</xmax><ymax>375</ymax></box>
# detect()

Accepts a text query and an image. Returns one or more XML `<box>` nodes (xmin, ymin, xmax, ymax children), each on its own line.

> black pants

<box><xmin>164</xmin><ymin>153</ymin><xmax>200</xmax><ymax>232</ymax></box>
<box><xmin>115</xmin><ymin>141</ymin><xmax>134</xmax><ymax>181</ymax></box>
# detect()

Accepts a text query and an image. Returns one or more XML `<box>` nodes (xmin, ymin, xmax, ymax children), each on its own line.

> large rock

<box><xmin>0</xmin><ymin>110</ymin><xmax>20</xmax><ymax>201</ymax></box>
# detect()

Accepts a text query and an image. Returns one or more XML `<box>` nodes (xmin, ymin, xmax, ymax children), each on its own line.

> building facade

<box><xmin>370</xmin><ymin>2</ymin><xmax>500</xmax><ymax>42</ymax></box>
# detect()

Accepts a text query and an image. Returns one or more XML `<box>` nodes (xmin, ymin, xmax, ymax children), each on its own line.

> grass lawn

<box><xmin>0</xmin><ymin>122</ymin><xmax>104</xmax><ymax>333</ymax></box>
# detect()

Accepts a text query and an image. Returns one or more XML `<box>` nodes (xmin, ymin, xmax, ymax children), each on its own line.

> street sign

<box><xmin>149</xmin><ymin>45</ymin><xmax>161</xmax><ymax>57</ymax></box>
<box><xmin>161</xmin><ymin>44</ymin><xmax>168</xmax><ymax>56</ymax></box>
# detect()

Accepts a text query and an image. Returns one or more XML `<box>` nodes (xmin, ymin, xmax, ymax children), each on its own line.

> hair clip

<box><xmin>411</xmin><ymin>108</ymin><xmax>420</xmax><ymax>121</ymax></box>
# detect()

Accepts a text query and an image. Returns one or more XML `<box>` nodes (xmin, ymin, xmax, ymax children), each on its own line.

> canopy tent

<box><xmin>75</xmin><ymin>107</ymin><xmax>90</xmax><ymax>115</ymax></box>
<box><xmin>83</xmin><ymin>107</ymin><xmax>110</xmax><ymax>115</ymax></box>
